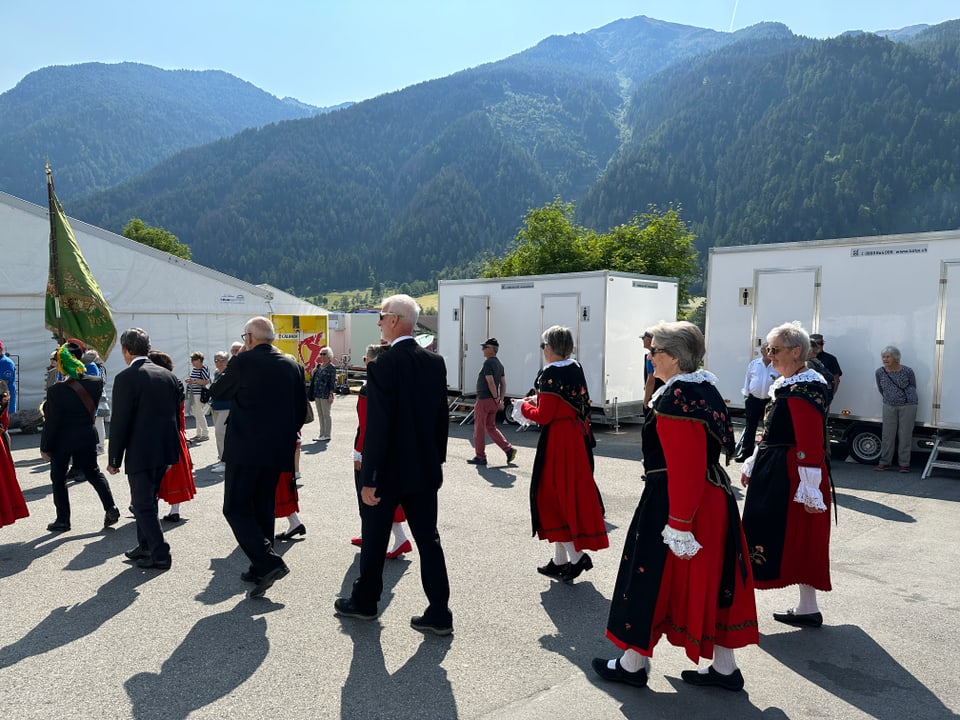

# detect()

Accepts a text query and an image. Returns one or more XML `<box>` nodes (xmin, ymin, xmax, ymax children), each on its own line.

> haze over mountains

<box><xmin>1</xmin><ymin>15</ymin><xmax>957</xmax><ymax>296</ymax></box>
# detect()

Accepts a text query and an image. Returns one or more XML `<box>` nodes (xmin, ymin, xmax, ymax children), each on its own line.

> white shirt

<box><xmin>741</xmin><ymin>357</ymin><xmax>779</xmax><ymax>399</ymax></box>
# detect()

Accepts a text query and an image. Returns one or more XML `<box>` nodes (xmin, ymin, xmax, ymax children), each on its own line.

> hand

<box><xmin>107</xmin><ymin>465</ymin><xmax>119</xmax><ymax>475</ymax></box>
<box><xmin>40</xmin><ymin>451</ymin><xmax>50</xmax><ymax>462</ymax></box>
<box><xmin>361</xmin><ymin>486</ymin><xmax>380</xmax><ymax>506</ymax></box>
<box><xmin>804</xmin><ymin>505</ymin><xmax>827</xmax><ymax>514</ymax></box>
<box><xmin>353</xmin><ymin>460</ymin><xmax>361</xmax><ymax>471</ymax></box>
<box><xmin>740</xmin><ymin>473</ymin><xmax>749</xmax><ymax>487</ymax></box>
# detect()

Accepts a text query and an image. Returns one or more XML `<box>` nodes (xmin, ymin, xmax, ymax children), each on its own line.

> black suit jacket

<box><xmin>209</xmin><ymin>343</ymin><xmax>307</xmax><ymax>470</ymax></box>
<box><xmin>360</xmin><ymin>338</ymin><xmax>448</xmax><ymax>497</ymax></box>
<box><xmin>40</xmin><ymin>376</ymin><xmax>103</xmax><ymax>455</ymax></box>
<box><xmin>109</xmin><ymin>357</ymin><xmax>182</xmax><ymax>473</ymax></box>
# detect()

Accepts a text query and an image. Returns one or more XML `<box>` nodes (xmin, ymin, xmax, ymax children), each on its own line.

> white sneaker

<box><xmin>316</xmin><ymin>435</ymin><xmax>330</xmax><ymax>442</ymax></box>
<box><xmin>211</xmin><ymin>462</ymin><xmax>225</xmax><ymax>473</ymax></box>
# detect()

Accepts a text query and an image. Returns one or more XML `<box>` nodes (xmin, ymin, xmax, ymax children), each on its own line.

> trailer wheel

<box><xmin>846</xmin><ymin>425</ymin><xmax>882</xmax><ymax>465</ymax></box>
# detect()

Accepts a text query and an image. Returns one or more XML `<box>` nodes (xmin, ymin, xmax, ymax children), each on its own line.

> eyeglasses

<box><xmin>811</xmin><ymin>341</ymin><xmax>824</xmax><ymax>346</ymax></box>
<box><xmin>648</xmin><ymin>347</ymin><xmax>669</xmax><ymax>356</ymax></box>
<box><xmin>766</xmin><ymin>346</ymin><xmax>791</xmax><ymax>355</ymax></box>
<box><xmin>539</xmin><ymin>343</ymin><xmax>546</xmax><ymax>349</ymax></box>
<box><xmin>379</xmin><ymin>311</ymin><xmax>403</xmax><ymax>320</ymax></box>
<box><xmin>239</xmin><ymin>333</ymin><xmax>250</xmax><ymax>342</ymax></box>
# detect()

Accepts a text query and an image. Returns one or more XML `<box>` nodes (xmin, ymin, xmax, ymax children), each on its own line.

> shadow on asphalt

<box><xmin>340</xmin><ymin>621</ymin><xmax>455</xmax><ymax>720</ymax></box>
<box><xmin>125</xmin><ymin>599</ymin><xmax>282</xmax><ymax>720</ymax></box>
<box><xmin>834</xmin><ymin>493</ymin><xmax>916</xmax><ymax>523</ymax></box>
<box><xmin>0</xmin><ymin>564</ymin><xmax>165</xmax><ymax>670</ymax></box>
<box><xmin>760</xmin><ymin>625</ymin><xmax>955</xmax><ymax>720</ymax></box>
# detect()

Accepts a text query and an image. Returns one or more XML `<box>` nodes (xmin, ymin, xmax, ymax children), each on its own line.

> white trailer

<box><xmin>437</xmin><ymin>270</ymin><xmax>678</xmax><ymax>422</ymax></box>
<box><xmin>704</xmin><ymin>229</ymin><xmax>960</xmax><ymax>466</ymax></box>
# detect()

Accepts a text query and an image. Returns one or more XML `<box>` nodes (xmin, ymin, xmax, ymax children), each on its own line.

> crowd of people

<box><xmin>0</xmin><ymin>307</ymin><xmax>926</xmax><ymax>696</ymax></box>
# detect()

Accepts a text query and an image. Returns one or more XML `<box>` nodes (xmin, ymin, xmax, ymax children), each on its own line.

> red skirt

<box><xmin>275</xmin><ymin>471</ymin><xmax>299</xmax><ymax>518</ymax></box>
<box><xmin>158</xmin><ymin>427</ymin><xmax>196</xmax><ymax>504</ymax></box>
<box><xmin>0</xmin><ymin>442</ymin><xmax>28</xmax><ymax>527</ymax></box>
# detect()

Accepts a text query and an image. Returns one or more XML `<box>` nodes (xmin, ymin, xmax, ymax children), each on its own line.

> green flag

<box><xmin>44</xmin><ymin>165</ymin><xmax>117</xmax><ymax>359</ymax></box>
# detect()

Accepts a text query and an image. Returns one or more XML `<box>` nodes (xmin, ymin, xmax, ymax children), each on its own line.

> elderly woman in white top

<box><xmin>874</xmin><ymin>346</ymin><xmax>918</xmax><ymax>473</ymax></box>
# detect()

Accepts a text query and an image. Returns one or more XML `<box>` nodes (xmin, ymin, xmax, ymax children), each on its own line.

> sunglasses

<box><xmin>379</xmin><ymin>311</ymin><xmax>403</xmax><ymax>320</ymax></box>
<box><xmin>648</xmin><ymin>347</ymin><xmax>669</xmax><ymax>356</ymax></box>
<box><xmin>766</xmin><ymin>346</ymin><xmax>792</xmax><ymax>355</ymax></box>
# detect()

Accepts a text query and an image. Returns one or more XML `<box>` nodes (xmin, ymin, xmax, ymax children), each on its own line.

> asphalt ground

<box><xmin>1</xmin><ymin>396</ymin><xmax>958</xmax><ymax>720</ymax></box>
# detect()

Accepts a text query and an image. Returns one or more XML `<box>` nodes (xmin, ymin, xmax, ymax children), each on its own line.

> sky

<box><xmin>2</xmin><ymin>1</ymin><xmax>957</xmax><ymax>108</ymax></box>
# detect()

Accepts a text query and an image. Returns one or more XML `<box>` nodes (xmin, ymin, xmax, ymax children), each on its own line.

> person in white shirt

<box><xmin>736</xmin><ymin>343</ymin><xmax>779</xmax><ymax>461</ymax></box>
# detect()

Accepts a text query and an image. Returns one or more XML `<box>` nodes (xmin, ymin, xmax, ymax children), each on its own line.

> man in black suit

<box><xmin>41</xmin><ymin>342</ymin><xmax>121</xmax><ymax>532</ymax></box>
<box><xmin>209</xmin><ymin>315</ymin><xmax>307</xmax><ymax>598</ymax></box>
<box><xmin>334</xmin><ymin>294</ymin><xmax>453</xmax><ymax>635</ymax></box>
<box><xmin>107</xmin><ymin>328</ymin><xmax>182</xmax><ymax>570</ymax></box>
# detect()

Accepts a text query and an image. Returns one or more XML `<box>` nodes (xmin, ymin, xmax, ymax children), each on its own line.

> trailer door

<box><xmin>934</xmin><ymin>261</ymin><xmax>960</xmax><ymax>428</ymax></box>
<box><xmin>459</xmin><ymin>295</ymin><xmax>489</xmax><ymax>394</ymax></box>
<box><xmin>541</xmin><ymin>293</ymin><xmax>580</xmax><ymax>356</ymax></box>
<box><xmin>753</xmin><ymin>267</ymin><xmax>821</xmax><ymax>350</ymax></box>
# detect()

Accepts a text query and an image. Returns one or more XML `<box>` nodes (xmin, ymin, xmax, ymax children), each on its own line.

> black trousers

<box><xmin>50</xmin><ymin>447</ymin><xmax>116</xmax><ymax>524</ymax></box>
<box><xmin>351</xmin><ymin>487</ymin><xmax>450</xmax><ymax>622</ymax></box>
<box><xmin>223</xmin><ymin>464</ymin><xmax>285</xmax><ymax>575</ymax></box>
<box><xmin>739</xmin><ymin>395</ymin><xmax>770</xmax><ymax>457</ymax></box>
<box><xmin>129</xmin><ymin>465</ymin><xmax>170</xmax><ymax>561</ymax></box>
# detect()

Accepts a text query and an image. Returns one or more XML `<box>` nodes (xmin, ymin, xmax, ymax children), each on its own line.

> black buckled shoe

<box><xmin>680</xmin><ymin>667</ymin><xmax>744</xmax><ymax>691</ymax></box>
<box><xmin>773</xmin><ymin>609</ymin><xmax>823</xmax><ymax>628</ymax></box>
<box><xmin>592</xmin><ymin>658</ymin><xmax>648</xmax><ymax>688</ymax></box>
<box><xmin>537</xmin><ymin>559</ymin><xmax>570</xmax><ymax>579</ymax></box>
<box><xmin>47</xmin><ymin>520</ymin><xmax>71</xmax><ymax>532</ymax></box>
<box><xmin>334</xmin><ymin>597</ymin><xmax>378</xmax><ymax>620</ymax></box>
<box><xmin>561</xmin><ymin>553</ymin><xmax>593</xmax><ymax>583</ymax></box>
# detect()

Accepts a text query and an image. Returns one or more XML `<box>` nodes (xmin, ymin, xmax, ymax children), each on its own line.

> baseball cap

<box><xmin>481</xmin><ymin>337</ymin><xmax>499</xmax><ymax>348</ymax></box>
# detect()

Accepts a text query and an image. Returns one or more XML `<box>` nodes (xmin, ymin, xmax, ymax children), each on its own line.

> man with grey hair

<box><xmin>335</xmin><ymin>294</ymin><xmax>453</xmax><ymax>635</ymax></box>
<box><xmin>208</xmin><ymin>351</ymin><xmax>231</xmax><ymax>473</ymax></box>
<box><xmin>210</xmin><ymin>316</ymin><xmax>308</xmax><ymax>598</ymax></box>
<box><xmin>107</xmin><ymin>327</ymin><xmax>182</xmax><ymax>570</ymax></box>
<box><xmin>230</xmin><ymin>341</ymin><xmax>244</xmax><ymax>357</ymax></box>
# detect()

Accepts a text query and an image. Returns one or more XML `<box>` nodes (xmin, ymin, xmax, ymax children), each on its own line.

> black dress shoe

<box><xmin>334</xmin><ymin>597</ymin><xmax>378</xmax><ymax>620</ymax></box>
<box><xmin>466</xmin><ymin>456</ymin><xmax>487</xmax><ymax>465</ymax></box>
<box><xmin>162</xmin><ymin>513</ymin><xmax>181</xmax><ymax>523</ymax></box>
<box><xmin>411</xmin><ymin>613</ymin><xmax>454</xmax><ymax>636</ymax></box>
<box><xmin>104</xmin><ymin>507</ymin><xmax>121</xmax><ymax>528</ymax></box>
<box><xmin>561</xmin><ymin>553</ymin><xmax>593</xmax><ymax>583</ymax></box>
<box><xmin>124</xmin><ymin>546</ymin><xmax>150</xmax><ymax>560</ymax></box>
<box><xmin>136</xmin><ymin>556</ymin><xmax>172</xmax><ymax>570</ymax></box>
<box><xmin>248</xmin><ymin>564</ymin><xmax>289</xmax><ymax>598</ymax></box>
<box><xmin>537</xmin><ymin>559</ymin><xmax>570</xmax><ymax>578</ymax></box>
<box><xmin>47</xmin><ymin>520</ymin><xmax>71</xmax><ymax>532</ymax></box>
<box><xmin>773</xmin><ymin>609</ymin><xmax>823</xmax><ymax>628</ymax></box>
<box><xmin>591</xmin><ymin>657</ymin><xmax>649</xmax><ymax>688</ymax></box>
<box><xmin>240</xmin><ymin>569</ymin><xmax>262</xmax><ymax>583</ymax></box>
<box><xmin>276</xmin><ymin>524</ymin><xmax>306</xmax><ymax>541</ymax></box>
<box><xmin>680</xmin><ymin>667</ymin><xmax>744</xmax><ymax>691</ymax></box>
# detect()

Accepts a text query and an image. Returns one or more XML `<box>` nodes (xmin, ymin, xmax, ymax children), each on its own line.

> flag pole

<box><xmin>46</xmin><ymin>162</ymin><xmax>64</xmax><ymax>344</ymax></box>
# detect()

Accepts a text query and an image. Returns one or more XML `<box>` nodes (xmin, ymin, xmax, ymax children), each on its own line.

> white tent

<box><xmin>0</xmin><ymin>192</ymin><xmax>326</xmax><ymax>412</ymax></box>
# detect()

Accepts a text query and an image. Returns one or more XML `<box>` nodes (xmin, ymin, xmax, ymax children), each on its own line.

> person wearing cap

<box><xmin>467</xmin><ymin>337</ymin><xmax>517</xmax><ymax>466</ymax></box>
<box><xmin>40</xmin><ymin>342</ymin><xmax>122</xmax><ymax>532</ymax></box>
<box><xmin>809</xmin><ymin>334</ymin><xmax>842</xmax><ymax>397</ymax></box>
<box><xmin>0</xmin><ymin>341</ymin><xmax>17</xmax><ymax>416</ymax></box>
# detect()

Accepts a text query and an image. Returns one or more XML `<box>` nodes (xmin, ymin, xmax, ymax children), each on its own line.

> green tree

<box><xmin>482</xmin><ymin>199</ymin><xmax>698</xmax><ymax>307</ymax></box>
<box><xmin>122</xmin><ymin>218</ymin><xmax>192</xmax><ymax>260</ymax></box>
<box><xmin>481</xmin><ymin>198</ymin><xmax>592</xmax><ymax>277</ymax></box>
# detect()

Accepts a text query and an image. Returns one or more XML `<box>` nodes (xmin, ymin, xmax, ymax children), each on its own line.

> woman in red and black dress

<box><xmin>149</xmin><ymin>352</ymin><xmax>196</xmax><ymax>523</ymax></box>
<box><xmin>0</xmin><ymin>380</ymin><xmax>28</xmax><ymax>529</ymax></box>
<box><xmin>594</xmin><ymin>321</ymin><xmax>758</xmax><ymax>692</ymax></box>
<box><xmin>517</xmin><ymin>325</ymin><xmax>608</xmax><ymax>583</ymax></box>
<box><xmin>350</xmin><ymin>343</ymin><xmax>410</xmax><ymax>557</ymax></box>
<box><xmin>741</xmin><ymin>322</ymin><xmax>832</xmax><ymax>628</ymax></box>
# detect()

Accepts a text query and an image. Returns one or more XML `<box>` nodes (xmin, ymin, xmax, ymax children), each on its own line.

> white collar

<box><xmin>650</xmin><ymin>369</ymin><xmax>718</xmax><ymax>404</ymax></box>
<box><xmin>544</xmin><ymin>358</ymin><xmax>575</xmax><ymax>369</ymax></box>
<box><xmin>769</xmin><ymin>368</ymin><xmax>826</xmax><ymax>396</ymax></box>
<box><xmin>390</xmin><ymin>335</ymin><xmax>414</xmax><ymax>346</ymax></box>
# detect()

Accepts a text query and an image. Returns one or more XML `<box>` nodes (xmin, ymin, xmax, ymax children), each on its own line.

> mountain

<box><xmin>67</xmin><ymin>18</ymin><xmax>788</xmax><ymax>295</ymax></box>
<box><xmin>44</xmin><ymin>16</ymin><xmax>960</xmax><ymax>298</ymax></box>
<box><xmin>579</xmin><ymin>29</ymin><xmax>960</xmax><ymax>259</ymax></box>
<box><xmin>0</xmin><ymin>62</ymin><xmax>323</xmax><ymax>204</ymax></box>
